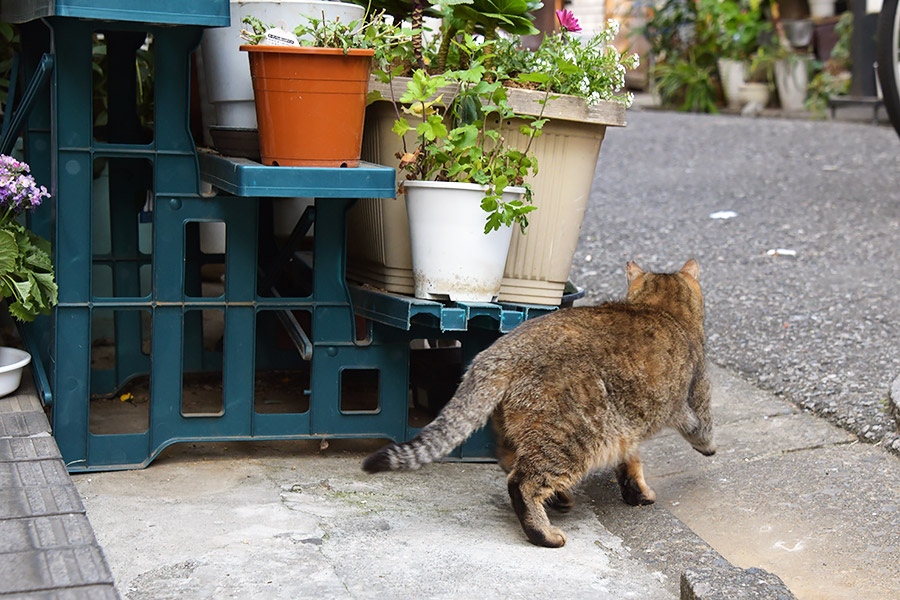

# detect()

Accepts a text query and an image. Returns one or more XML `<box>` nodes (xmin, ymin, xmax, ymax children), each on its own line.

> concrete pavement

<box><xmin>69</xmin><ymin>362</ymin><xmax>900</xmax><ymax>600</ymax></box>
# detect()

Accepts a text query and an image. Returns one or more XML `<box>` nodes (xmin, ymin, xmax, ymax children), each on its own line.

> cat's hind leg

<box><xmin>546</xmin><ymin>490</ymin><xmax>575</xmax><ymax>513</ymax></box>
<box><xmin>615</xmin><ymin>449</ymin><xmax>656</xmax><ymax>506</ymax></box>
<box><xmin>507</xmin><ymin>470</ymin><xmax>567</xmax><ymax>547</ymax></box>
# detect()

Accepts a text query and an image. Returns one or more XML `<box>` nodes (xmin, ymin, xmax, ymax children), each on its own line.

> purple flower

<box><xmin>555</xmin><ymin>9</ymin><xmax>582</xmax><ymax>33</ymax></box>
<box><xmin>0</xmin><ymin>154</ymin><xmax>49</xmax><ymax>216</ymax></box>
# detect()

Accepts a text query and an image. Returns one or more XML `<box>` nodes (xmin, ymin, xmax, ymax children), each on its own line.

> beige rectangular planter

<box><xmin>347</xmin><ymin>78</ymin><xmax>626</xmax><ymax>305</ymax></box>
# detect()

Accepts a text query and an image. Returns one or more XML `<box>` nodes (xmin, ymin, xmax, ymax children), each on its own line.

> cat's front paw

<box><xmin>527</xmin><ymin>527</ymin><xmax>567</xmax><ymax>548</ymax></box>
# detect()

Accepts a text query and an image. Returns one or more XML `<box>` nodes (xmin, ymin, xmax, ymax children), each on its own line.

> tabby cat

<box><xmin>363</xmin><ymin>259</ymin><xmax>715</xmax><ymax>547</ymax></box>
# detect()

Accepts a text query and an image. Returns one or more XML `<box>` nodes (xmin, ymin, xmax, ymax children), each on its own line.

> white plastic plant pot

<box><xmin>718</xmin><ymin>58</ymin><xmax>750</xmax><ymax>110</ymax></box>
<box><xmin>200</xmin><ymin>0</ymin><xmax>365</xmax><ymax>130</ymax></box>
<box><xmin>774</xmin><ymin>57</ymin><xmax>810</xmax><ymax>112</ymax></box>
<box><xmin>737</xmin><ymin>82</ymin><xmax>771</xmax><ymax>108</ymax></box>
<box><xmin>404</xmin><ymin>180</ymin><xmax>519</xmax><ymax>303</ymax></box>
<box><xmin>0</xmin><ymin>347</ymin><xmax>31</xmax><ymax>398</ymax></box>
<box><xmin>808</xmin><ymin>0</ymin><xmax>835</xmax><ymax>19</ymax></box>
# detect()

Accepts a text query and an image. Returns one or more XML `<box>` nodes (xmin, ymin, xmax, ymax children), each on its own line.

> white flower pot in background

<box><xmin>809</xmin><ymin>0</ymin><xmax>835</xmax><ymax>19</ymax></box>
<box><xmin>775</xmin><ymin>57</ymin><xmax>810</xmax><ymax>112</ymax></box>
<box><xmin>0</xmin><ymin>347</ymin><xmax>31</xmax><ymax>398</ymax></box>
<box><xmin>718</xmin><ymin>58</ymin><xmax>749</xmax><ymax>110</ymax></box>
<box><xmin>737</xmin><ymin>82</ymin><xmax>771</xmax><ymax>108</ymax></box>
<box><xmin>404</xmin><ymin>181</ymin><xmax>519</xmax><ymax>302</ymax></box>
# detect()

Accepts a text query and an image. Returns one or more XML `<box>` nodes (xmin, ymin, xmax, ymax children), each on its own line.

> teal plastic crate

<box><xmin>0</xmin><ymin>0</ymin><xmax>230</xmax><ymax>26</ymax></box>
<box><xmin>8</xmin><ymin>4</ymin><xmax>554</xmax><ymax>472</ymax></box>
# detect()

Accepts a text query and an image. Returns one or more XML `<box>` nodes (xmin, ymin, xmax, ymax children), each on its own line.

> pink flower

<box><xmin>555</xmin><ymin>9</ymin><xmax>582</xmax><ymax>33</ymax></box>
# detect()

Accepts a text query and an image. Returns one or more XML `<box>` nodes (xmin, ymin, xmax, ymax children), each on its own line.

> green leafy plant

<box><xmin>700</xmin><ymin>0</ymin><xmax>770</xmax><ymax>61</ymax></box>
<box><xmin>806</xmin><ymin>11</ymin><xmax>852</xmax><ymax>114</ymax></box>
<box><xmin>654</xmin><ymin>59</ymin><xmax>720</xmax><ymax>112</ymax></box>
<box><xmin>0</xmin><ymin>155</ymin><xmax>56</xmax><ymax>322</ymax></box>
<box><xmin>492</xmin><ymin>13</ymin><xmax>639</xmax><ymax>106</ymax></box>
<box><xmin>241</xmin><ymin>11</ymin><xmax>409</xmax><ymax>56</ymax></box>
<box><xmin>641</xmin><ymin>0</ymin><xmax>724</xmax><ymax>111</ymax></box>
<box><xmin>347</xmin><ymin>0</ymin><xmax>443</xmax><ymax>69</ymax></box>
<box><xmin>391</xmin><ymin>40</ymin><xmax>545</xmax><ymax>233</ymax></box>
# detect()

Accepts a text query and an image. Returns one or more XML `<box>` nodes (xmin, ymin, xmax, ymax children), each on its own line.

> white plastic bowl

<box><xmin>0</xmin><ymin>347</ymin><xmax>31</xmax><ymax>398</ymax></box>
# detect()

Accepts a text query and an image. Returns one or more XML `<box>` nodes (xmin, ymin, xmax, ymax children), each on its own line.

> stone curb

<box><xmin>681</xmin><ymin>566</ymin><xmax>798</xmax><ymax>600</ymax></box>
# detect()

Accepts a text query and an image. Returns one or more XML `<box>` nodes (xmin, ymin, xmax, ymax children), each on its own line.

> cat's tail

<box><xmin>362</xmin><ymin>363</ymin><xmax>502</xmax><ymax>473</ymax></box>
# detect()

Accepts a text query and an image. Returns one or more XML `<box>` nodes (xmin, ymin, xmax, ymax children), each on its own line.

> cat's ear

<box><xmin>626</xmin><ymin>261</ymin><xmax>644</xmax><ymax>284</ymax></box>
<box><xmin>680</xmin><ymin>259</ymin><xmax>700</xmax><ymax>281</ymax></box>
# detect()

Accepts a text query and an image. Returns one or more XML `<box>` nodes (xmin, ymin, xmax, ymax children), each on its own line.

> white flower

<box><xmin>607</xmin><ymin>19</ymin><xmax>620</xmax><ymax>37</ymax></box>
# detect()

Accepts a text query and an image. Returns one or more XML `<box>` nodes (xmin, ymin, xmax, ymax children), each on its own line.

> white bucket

<box><xmin>200</xmin><ymin>0</ymin><xmax>366</xmax><ymax>128</ymax></box>
<box><xmin>404</xmin><ymin>180</ymin><xmax>519</xmax><ymax>303</ymax></box>
<box><xmin>718</xmin><ymin>58</ymin><xmax>749</xmax><ymax>110</ymax></box>
<box><xmin>808</xmin><ymin>0</ymin><xmax>835</xmax><ymax>19</ymax></box>
<box><xmin>774</xmin><ymin>57</ymin><xmax>809</xmax><ymax>112</ymax></box>
<box><xmin>0</xmin><ymin>347</ymin><xmax>31</xmax><ymax>398</ymax></box>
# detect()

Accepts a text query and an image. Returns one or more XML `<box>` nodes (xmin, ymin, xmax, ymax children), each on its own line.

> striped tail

<box><xmin>362</xmin><ymin>366</ymin><xmax>502</xmax><ymax>473</ymax></box>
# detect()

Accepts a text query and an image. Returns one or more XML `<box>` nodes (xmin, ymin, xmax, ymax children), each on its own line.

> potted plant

<box><xmin>0</xmin><ymin>154</ymin><xmax>56</xmax><ymax>322</ymax></box>
<box><xmin>0</xmin><ymin>155</ymin><xmax>56</xmax><ymax>396</ymax></box>
<box><xmin>642</xmin><ymin>0</ymin><xmax>721</xmax><ymax>112</ymax></box>
<box><xmin>199</xmin><ymin>0</ymin><xmax>367</xmax><ymax>155</ymax></box>
<box><xmin>473</xmin><ymin>11</ymin><xmax>636</xmax><ymax>304</ymax></box>
<box><xmin>390</xmin><ymin>59</ymin><xmax>543</xmax><ymax>302</ymax></box>
<box><xmin>350</xmin><ymin>11</ymin><xmax>636</xmax><ymax>305</ymax></box>
<box><xmin>749</xmin><ymin>6</ymin><xmax>811</xmax><ymax>114</ymax></box>
<box><xmin>239</xmin><ymin>11</ymin><xmax>407</xmax><ymax>166</ymax></box>
<box><xmin>805</xmin><ymin>11</ymin><xmax>852</xmax><ymax>115</ymax></box>
<box><xmin>698</xmin><ymin>0</ymin><xmax>771</xmax><ymax>110</ymax></box>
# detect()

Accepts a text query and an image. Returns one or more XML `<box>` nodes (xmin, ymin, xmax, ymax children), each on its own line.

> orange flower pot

<box><xmin>241</xmin><ymin>45</ymin><xmax>374</xmax><ymax>167</ymax></box>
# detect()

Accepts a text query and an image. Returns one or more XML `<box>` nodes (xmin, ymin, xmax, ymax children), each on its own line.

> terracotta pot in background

<box><xmin>242</xmin><ymin>45</ymin><xmax>374</xmax><ymax>167</ymax></box>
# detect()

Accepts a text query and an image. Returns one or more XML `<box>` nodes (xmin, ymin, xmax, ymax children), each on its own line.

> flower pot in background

<box><xmin>775</xmin><ymin>56</ymin><xmax>810</xmax><ymax>112</ymax></box>
<box><xmin>737</xmin><ymin>82</ymin><xmax>771</xmax><ymax>108</ymax></box>
<box><xmin>242</xmin><ymin>45</ymin><xmax>374</xmax><ymax>167</ymax></box>
<box><xmin>404</xmin><ymin>181</ymin><xmax>519</xmax><ymax>303</ymax></box>
<box><xmin>718</xmin><ymin>58</ymin><xmax>749</xmax><ymax>111</ymax></box>
<box><xmin>808</xmin><ymin>0</ymin><xmax>835</xmax><ymax>19</ymax></box>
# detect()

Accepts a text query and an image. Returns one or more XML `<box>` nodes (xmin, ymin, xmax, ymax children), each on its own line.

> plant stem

<box><xmin>412</xmin><ymin>0</ymin><xmax>424</xmax><ymax>70</ymax></box>
<box><xmin>436</xmin><ymin>24</ymin><xmax>453</xmax><ymax>71</ymax></box>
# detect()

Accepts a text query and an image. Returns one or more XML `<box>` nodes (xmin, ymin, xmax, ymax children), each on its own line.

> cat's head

<box><xmin>624</xmin><ymin>259</ymin><xmax>704</xmax><ymax>325</ymax></box>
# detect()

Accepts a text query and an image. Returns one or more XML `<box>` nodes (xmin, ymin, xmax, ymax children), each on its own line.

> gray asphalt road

<box><xmin>574</xmin><ymin>108</ymin><xmax>900</xmax><ymax>453</ymax></box>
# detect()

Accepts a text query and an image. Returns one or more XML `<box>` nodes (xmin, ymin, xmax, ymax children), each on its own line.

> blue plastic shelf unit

<box><xmin>5</xmin><ymin>0</ymin><xmax>554</xmax><ymax>471</ymax></box>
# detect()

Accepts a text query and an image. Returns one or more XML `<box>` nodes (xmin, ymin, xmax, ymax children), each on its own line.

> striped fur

<box><xmin>362</xmin><ymin>259</ymin><xmax>715</xmax><ymax>547</ymax></box>
<box><xmin>362</xmin><ymin>364</ymin><xmax>500</xmax><ymax>472</ymax></box>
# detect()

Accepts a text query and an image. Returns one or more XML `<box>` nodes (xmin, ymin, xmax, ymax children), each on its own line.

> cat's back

<box><xmin>486</xmin><ymin>301</ymin><xmax>691</xmax><ymax>363</ymax></box>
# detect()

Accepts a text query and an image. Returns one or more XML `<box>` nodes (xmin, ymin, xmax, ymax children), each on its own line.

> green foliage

<box><xmin>805</xmin><ymin>11</ymin><xmax>853</xmax><ymax>115</ymax></box>
<box><xmin>451</xmin><ymin>0</ymin><xmax>542</xmax><ymax>39</ymax></box>
<box><xmin>244</xmin><ymin>12</ymin><xmax>393</xmax><ymax>48</ymax></box>
<box><xmin>653</xmin><ymin>59</ymin><xmax>720</xmax><ymax>113</ymax></box>
<box><xmin>490</xmin><ymin>21</ymin><xmax>639</xmax><ymax>106</ymax></box>
<box><xmin>642</xmin><ymin>0</ymin><xmax>768</xmax><ymax>112</ymax></box>
<box><xmin>642</xmin><ymin>0</ymin><xmax>723</xmax><ymax>111</ymax></box>
<box><xmin>394</xmin><ymin>47</ymin><xmax>544</xmax><ymax>233</ymax></box>
<box><xmin>698</xmin><ymin>0</ymin><xmax>770</xmax><ymax>61</ymax></box>
<box><xmin>0</xmin><ymin>220</ymin><xmax>57</xmax><ymax>322</ymax></box>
